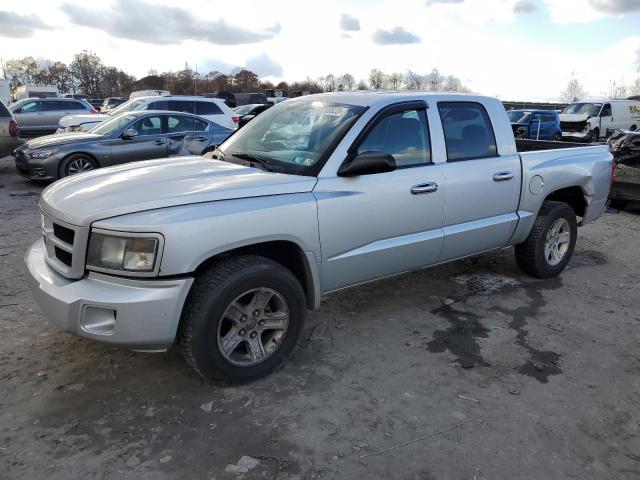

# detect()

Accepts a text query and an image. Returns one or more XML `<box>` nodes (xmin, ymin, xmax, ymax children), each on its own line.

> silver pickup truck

<box><xmin>25</xmin><ymin>92</ymin><xmax>612</xmax><ymax>382</ymax></box>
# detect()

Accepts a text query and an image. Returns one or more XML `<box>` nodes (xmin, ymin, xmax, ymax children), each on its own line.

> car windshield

<box><xmin>107</xmin><ymin>99</ymin><xmax>144</xmax><ymax>116</ymax></box>
<box><xmin>234</xmin><ymin>105</ymin><xmax>256</xmax><ymax>115</ymax></box>
<box><xmin>89</xmin><ymin>114</ymin><xmax>136</xmax><ymax>136</ymax></box>
<box><xmin>508</xmin><ymin>111</ymin><xmax>532</xmax><ymax>123</ymax></box>
<box><xmin>562</xmin><ymin>103</ymin><xmax>602</xmax><ymax>116</ymax></box>
<box><xmin>219</xmin><ymin>100</ymin><xmax>365</xmax><ymax>175</ymax></box>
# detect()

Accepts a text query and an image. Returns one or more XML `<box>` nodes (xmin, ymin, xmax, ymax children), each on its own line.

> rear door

<box><xmin>165</xmin><ymin>114</ymin><xmax>213</xmax><ymax>155</ymax></box>
<box><xmin>43</xmin><ymin>100</ymin><xmax>86</xmax><ymax>129</ymax></box>
<box><xmin>437</xmin><ymin>101</ymin><xmax>521</xmax><ymax>262</ymax></box>
<box><xmin>196</xmin><ymin>101</ymin><xmax>232</xmax><ymax>129</ymax></box>
<box><xmin>109</xmin><ymin>114</ymin><xmax>167</xmax><ymax>166</ymax></box>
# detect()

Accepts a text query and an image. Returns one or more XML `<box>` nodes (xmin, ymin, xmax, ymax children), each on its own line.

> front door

<box><xmin>599</xmin><ymin>103</ymin><xmax>613</xmax><ymax>137</ymax></box>
<box><xmin>109</xmin><ymin>114</ymin><xmax>167</xmax><ymax>167</ymax></box>
<box><xmin>315</xmin><ymin>104</ymin><xmax>445</xmax><ymax>292</ymax></box>
<box><xmin>15</xmin><ymin>100</ymin><xmax>45</xmax><ymax>132</ymax></box>
<box><xmin>437</xmin><ymin>101</ymin><xmax>521</xmax><ymax>262</ymax></box>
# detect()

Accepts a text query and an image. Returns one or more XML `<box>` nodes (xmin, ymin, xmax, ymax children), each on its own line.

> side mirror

<box><xmin>122</xmin><ymin>128</ymin><xmax>138</xmax><ymax>139</ymax></box>
<box><xmin>337</xmin><ymin>151</ymin><xmax>396</xmax><ymax>177</ymax></box>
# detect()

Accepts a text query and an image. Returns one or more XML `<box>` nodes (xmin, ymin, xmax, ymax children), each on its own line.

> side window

<box><xmin>542</xmin><ymin>114</ymin><xmax>555</xmax><ymax>122</ymax></box>
<box><xmin>148</xmin><ymin>100</ymin><xmax>168</xmax><ymax>110</ymax></box>
<box><xmin>167</xmin><ymin>115</ymin><xmax>208</xmax><ymax>133</ymax></box>
<box><xmin>600</xmin><ymin>104</ymin><xmax>612</xmax><ymax>117</ymax></box>
<box><xmin>438</xmin><ymin>102</ymin><xmax>497</xmax><ymax>161</ymax></box>
<box><xmin>42</xmin><ymin>101</ymin><xmax>63</xmax><ymax>111</ymax></box>
<box><xmin>70</xmin><ymin>101</ymin><xmax>87</xmax><ymax>110</ymax></box>
<box><xmin>196</xmin><ymin>102</ymin><xmax>223</xmax><ymax>115</ymax></box>
<box><xmin>19</xmin><ymin>101</ymin><xmax>40</xmax><ymax>113</ymax></box>
<box><xmin>356</xmin><ymin>109</ymin><xmax>431</xmax><ymax>168</ymax></box>
<box><xmin>168</xmin><ymin>100</ymin><xmax>195</xmax><ymax>114</ymax></box>
<box><xmin>131</xmin><ymin>115</ymin><xmax>163</xmax><ymax>135</ymax></box>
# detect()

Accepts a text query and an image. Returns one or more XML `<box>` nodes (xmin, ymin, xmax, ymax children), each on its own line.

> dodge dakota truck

<box><xmin>25</xmin><ymin>92</ymin><xmax>612</xmax><ymax>382</ymax></box>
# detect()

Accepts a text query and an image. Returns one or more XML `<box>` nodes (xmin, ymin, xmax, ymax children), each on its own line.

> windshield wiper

<box><xmin>229</xmin><ymin>152</ymin><xmax>275</xmax><ymax>172</ymax></box>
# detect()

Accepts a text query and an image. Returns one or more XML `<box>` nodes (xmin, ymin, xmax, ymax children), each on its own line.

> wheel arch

<box><xmin>192</xmin><ymin>240</ymin><xmax>320</xmax><ymax>311</ymax></box>
<box><xmin>59</xmin><ymin>151</ymin><xmax>101</xmax><ymax>177</ymax></box>
<box><xmin>543</xmin><ymin>186</ymin><xmax>587</xmax><ymax>218</ymax></box>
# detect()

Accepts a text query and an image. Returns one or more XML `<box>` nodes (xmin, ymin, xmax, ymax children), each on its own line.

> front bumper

<box><xmin>561</xmin><ymin>131</ymin><xmax>591</xmax><ymax>142</ymax></box>
<box><xmin>14</xmin><ymin>149</ymin><xmax>60</xmax><ymax>181</ymax></box>
<box><xmin>25</xmin><ymin>239</ymin><xmax>194</xmax><ymax>350</ymax></box>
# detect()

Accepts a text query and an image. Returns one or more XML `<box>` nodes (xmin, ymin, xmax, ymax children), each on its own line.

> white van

<box><xmin>560</xmin><ymin>100</ymin><xmax>640</xmax><ymax>142</ymax></box>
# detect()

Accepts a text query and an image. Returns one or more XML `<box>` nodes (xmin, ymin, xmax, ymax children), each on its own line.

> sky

<box><xmin>1</xmin><ymin>0</ymin><xmax>639</xmax><ymax>101</ymax></box>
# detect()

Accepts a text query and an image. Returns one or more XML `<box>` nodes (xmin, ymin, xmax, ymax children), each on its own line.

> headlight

<box><xmin>87</xmin><ymin>232</ymin><xmax>161</xmax><ymax>274</ymax></box>
<box><xmin>30</xmin><ymin>150</ymin><xmax>57</xmax><ymax>159</ymax></box>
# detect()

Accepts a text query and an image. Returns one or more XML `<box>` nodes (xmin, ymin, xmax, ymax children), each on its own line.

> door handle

<box><xmin>493</xmin><ymin>171</ymin><xmax>513</xmax><ymax>182</ymax></box>
<box><xmin>195</xmin><ymin>136</ymin><xmax>207</xmax><ymax>142</ymax></box>
<box><xmin>153</xmin><ymin>140</ymin><xmax>164</xmax><ymax>145</ymax></box>
<box><xmin>411</xmin><ymin>182</ymin><xmax>438</xmax><ymax>195</ymax></box>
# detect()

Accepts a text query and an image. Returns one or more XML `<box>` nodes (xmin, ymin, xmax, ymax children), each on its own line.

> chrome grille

<box><xmin>41</xmin><ymin>210</ymin><xmax>90</xmax><ymax>279</ymax></box>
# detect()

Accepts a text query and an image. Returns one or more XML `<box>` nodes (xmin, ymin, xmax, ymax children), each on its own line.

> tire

<box><xmin>515</xmin><ymin>201</ymin><xmax>578</xmax><ymax>279</ymax></box>
<box><xmin>553</xmin><ymin>133</ymin><xmax>562</xmax><ymax>141</ymax></box>
<box><xmin>588</xmin><ymin>128</ymin><xmax>599</xmax><ymax>143</ymax></box>
<box><xmin>179</xmin><ymin>255</ymin><xmax>307</xmax><ymax>383</ymax></box>
<box><xmin>608</xmin><ymin>199</ymin><xmax>627</xmax><ymax>211</ymax></box>
<box><xmin>630</xmin><ymin>125</ymin><xmax>637</xmax><ymax>132</ymax></box>
<box><xmin>59</xmin><ymin>153</ymin><xmax>97</xmax><ymax>178</ymax></box>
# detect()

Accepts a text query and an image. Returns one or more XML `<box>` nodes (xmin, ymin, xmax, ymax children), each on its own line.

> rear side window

<box><xmin>438</xmin><ymin>102</ymin><xmax>497</xmax><ymax>161</ymax></box>
<box><xmin>196</xmin><ymin>101</ymin><xmax>223</xmax><ymax>115</ymax></box>
<box><xmin>167</xmin><ymin>115</ymin><xmax>208</xmax><ymax>133</ymax></box>
<box><xmin>357</xmin><ymin>108</ymin><xmax>431</xmax><ymax>168</ymax></box>
<box><xmin>167</xmin><ymin>100</ymin><xmax>195</xmax><ymax>114</ymax></box>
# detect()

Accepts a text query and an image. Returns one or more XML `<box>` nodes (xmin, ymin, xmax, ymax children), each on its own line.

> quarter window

<box><xmin>438</xmin><ymin>102</ymin><xmax>498</xmax><ymax>161</ymax></box>
<box><xmin>196</xmin><ymin>102</ymin><xmax>223</xmax><ymax>115</ymax></box>
<box><xmin>356</xmin><ymin>109</ymin><xmax>431</xmax><ymax>167</ymax></box>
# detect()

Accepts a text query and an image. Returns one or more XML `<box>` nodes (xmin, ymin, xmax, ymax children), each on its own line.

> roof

<box><xmin>111</xmin><ymin>109</ymin><xmax>210</xmax><ymax>120</ymax></box>
<box><xmin>285</xmin><ymin>90</ymin><xmax>495</xmax><ymax>108</ymax></box>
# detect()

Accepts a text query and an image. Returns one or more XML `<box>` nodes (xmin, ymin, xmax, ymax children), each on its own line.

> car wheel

<box><xmin>59</xmin><ymin>154</ymin><xmax>97</xmax><ymax>178</ymax></box>
<box><xmin>630</xmin><ymin>125</ymin><xmax>637</xmax><ymax>132</ymax></box>
<box><xmin>553</xmin><ymin>132</ymin><xmax>562</xmax><ymax>141</ymax></box>
<box><xmin>588</xmin><ymin>128</ymin><xmax>599</xmax><ymax>143</ymax></box>
<box><xmin>179</xmin><ymin>255</ymin><xmax>307</xmax><ymax>383</ymax></box>
<box><xmin>515</xmin><ymin>201</ymin><xmax>577</xmax><ymax>279</ymax></box>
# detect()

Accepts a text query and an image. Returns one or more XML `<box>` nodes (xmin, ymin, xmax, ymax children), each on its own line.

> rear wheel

<box><xmin>515</xmin><ymin>201</ymin><xmax>577</xmax><ymax>279</ymax></box>
<box><xmin>179</xmin><ymin>255</ymin><xmax>306</xmax><ymax>383</ymax></box>
<box><xmin>59</xmin><ymin>153</ymin><xmax>97</xmax><ymax>178</ymax></box>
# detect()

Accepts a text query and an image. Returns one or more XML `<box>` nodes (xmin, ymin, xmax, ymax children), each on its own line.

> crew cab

<box><xmin>25</xmin><ymin>92</ymin><xmax>612</xmax><ymax>383</ymax></box>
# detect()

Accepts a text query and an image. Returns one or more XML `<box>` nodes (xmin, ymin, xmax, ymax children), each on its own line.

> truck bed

<box><xmin>515</xmin><ymin>138</ymin><xmax>602</xmax><ymax>152</ymax></box>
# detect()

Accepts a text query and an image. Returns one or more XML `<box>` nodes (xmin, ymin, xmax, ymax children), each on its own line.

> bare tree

<box><xmin>426</xmin><ymin>68</ymin><xmax>443</xmax><ymax>91</ymax></box>
<box><xmin>560</xmin><ymin>72</ymin><xmax>587</xmax><ymax>102</ymax></box>
<box><xmin>356</xmin><ymin>79</ymin><xmax>368</xmax><ymax>90</ymax></box>
<box><xmin>387</xmin><ymin>72</ymin><xmax>403</xmax><ymax>90</ymax></box>
<box><xmin>605</xmin><ymin>80</ymin><xmax>627</xmax><ymax>99</ymax></box>
<box><xmin>339</xmin><ymin>73</ymin><xmax>355</xmax><ymax>91</ymax></box>
<box><xmin>630</xmin><ymin>77</ymin><xmax>640</xmax><ymax>97</ymax></box>
<box><xmin>404</xmin><ymin>70</ymin><xmax>423</xmax><ymax>90</ymax></box>
<box><xmin>368</xmin><ymin>69</ymin><xmax>384</xmax><ymax>90</ymax></box>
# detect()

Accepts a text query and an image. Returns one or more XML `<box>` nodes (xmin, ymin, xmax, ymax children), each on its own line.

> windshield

<box><xmin>562</xmin><ymin>103</ymin><xmax>602</xmax><ymax>116</ymax></box>
<box><xmin>234</xmin><ymin>105</ymin><xmax>256</xmax><ymax>115</ymax></box>
<box><xmin>89</xmin><ymin>114</ymin><xmax>135</xmax><ymax>136</ymax></box>
<box><xmin>219</xmin><ymin>100</ymin><xmax>366</xmax><ymax>175</ymax></box>
<box><xmin>507</xmin><ymin>111</ymin><xmax>532</xmax><ymax>123</ymax></box>
<box><xmin>107</xmin><ymin>99</ymin><xmax>144</xmax><ymax>116</ymax></box>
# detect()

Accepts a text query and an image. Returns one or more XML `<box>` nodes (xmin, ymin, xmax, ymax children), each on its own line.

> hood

<box><xmin>558</xmin><ymin>113</ymin><xmax>590</xmax><ymax>123</ymax></box>
<box><xmin>59</xmin><ymin>113</ymin><xmax>109</xmax><ymax>127</ymax></box>
<box><xmin>41</xmin><ymin>156</ymin><xmax>317</xmax><ymax>226</ymax></box>
<box><xmin>21</xmin><ymin>132</ymin><xmax>104</xmax><ymax>150</ymax></box>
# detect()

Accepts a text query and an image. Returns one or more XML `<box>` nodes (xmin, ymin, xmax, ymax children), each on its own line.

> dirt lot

<box><xmin>1</xmin><ymin>155</ymin><xmax>639</xmax><ymax>480</ymax></box>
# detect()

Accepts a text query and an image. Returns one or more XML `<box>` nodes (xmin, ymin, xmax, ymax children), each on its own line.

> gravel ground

<box><xmin>1</xmin><ymin>155</ymin><xmax>639</xmax><ymax>480</ymax></box>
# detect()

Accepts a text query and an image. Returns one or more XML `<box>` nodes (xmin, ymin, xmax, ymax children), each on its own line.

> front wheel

<box><xmin>179</xmin><ymin>255</ymin><xmax>307</xmax><ymax>383</ymax></box>
<box><xmin>59</xmin><ymin>153</ymin><xmax>97</xmax><ymax>178</ymax></box>
<box><xmin>588</xmin><ymin>128</ymin><xmax>599</xmax><ymax>143</ymax></box>
<box><xmin>515</xmin><ymin>201</ymin><xmax>577</xmax><ymax>279</ymax></box>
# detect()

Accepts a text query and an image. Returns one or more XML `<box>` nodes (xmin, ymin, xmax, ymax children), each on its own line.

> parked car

<box><xmin>24</xmin><ymin>92</ymin><xmax>611</xmax><ymax>382</ymax></box>
<box><xmin>14</xmin><ymin>110</ymin><xmax>232</xmax><ymax>180</ymax></box>
<box><xmin>8</xmin><ymin>97</ymin><xmax>96</xmax><ymax>136</ymax></box>
<box><xmin>101</xmin><ymin>97</ymin><xmax>127</xmax><ymax>111</ymax></box>
<box><xmin>560</xmin><ymin>100</ymin><xmax>640</xmax><ymax>142</ymax></box>
<box><xmin>233</xmin><ymin>103</ymin><xmax>271</xmax><ymax>127</ymax></box>
<box><xmin>0</xmin><ymin>100</ymin><xmax>22</xmax><ymax>157</ymax></box>
<box><xmin>130</xmin><ymin>90</ymin><xmax>170</xmax><ymax>99</ymax></box>
<box><xmin>508</xmin><ymin>109</ymin><xmax>562</xmax><ymax>141</ymax></box>
<box><xmin>608</xmin><ymin>130</ymin><xmax>640</xmax><ymax>210</ymax></box>
<box><xmin>89</xmin><ymin>98</ymin><xmax>105</xmax><ymax>111</ymax></box>
<box><xmin>58</xmin><ymin>95</ymin><xmax>239</xmax><ymax>133</ymax></box>
<box><xmin>202</xmin><ymin>92</ymin><xmax>269</xmax><ymax>108</ymax></box>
